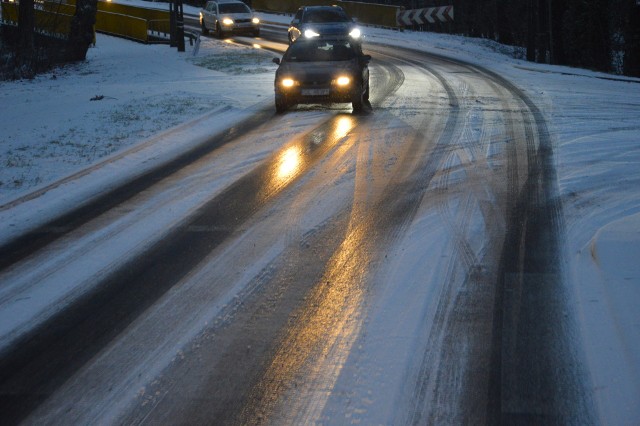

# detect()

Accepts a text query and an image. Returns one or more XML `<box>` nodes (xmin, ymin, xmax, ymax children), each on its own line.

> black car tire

<box><xmin>201</xmin><ymin>21</ymin><xmax>209</xmax><ymax>35</ymax></box>
<box><xmin>352</xmin><ymin>81</ymin><xmax>368</xmax><ymax>111</ymax></box>
<box><xmin>215</xmin><ymin>22</ymin><xmax>224</xmax><ymax>38</ymax></box>
<box><xmin>275</xmin><ymin>98</ymin><xmax>289</xmax><ymax>113</ymax></box>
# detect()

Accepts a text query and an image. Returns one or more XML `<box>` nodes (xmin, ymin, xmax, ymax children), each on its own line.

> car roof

<box><xmin>298</xmin><ymin>5</ymin><xmax>345</xmax><ymax>11</ymax></box>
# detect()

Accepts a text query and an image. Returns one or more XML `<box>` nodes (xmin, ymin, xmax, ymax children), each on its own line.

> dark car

<box><xmin>200</xmin><ymin>0</ymin><xmax>260</xmax><ymax>38</ymax></box>
<box><xmin>272</xmin><ymin>38</ymin><xmax>371</xmax><ymax>113</ymax></box>
<box><xmin>288</xmin><ymin>6</ymin><xmax>361</xmax><ymax>44</ymax></box>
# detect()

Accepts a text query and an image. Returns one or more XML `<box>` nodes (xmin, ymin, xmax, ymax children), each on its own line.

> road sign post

<box><xmin>169</xmin><ymin>0</ymin><xmax>185</xmax><ymax>52</ymax></box>
<box><xmin>176</xmin><ymin>0</ymin><xmax>185</xmax><ymax>52</ymax></box>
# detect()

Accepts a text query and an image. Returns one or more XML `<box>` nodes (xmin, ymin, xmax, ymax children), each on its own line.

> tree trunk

<box><xmin>527</xmin><ymin>0</ymin><xmax>536</xmax><ymax>61</ymax></box>
<box><xmin>625</xmin><ymin>0</ymin><xmax>640</xmax><ymax>76</ymax></box>
<box><xmin>550</xmin><ymin>0</ymin><xmax>567</xmax><ymax>64</ymax></box>
<box><xmin>67</xmin><ymin>0</ymin><xmax>97</xmax><ymax>62</ymax></box>
<box><xmin>17</xmin><ymin>0</ymin><xmax>35</xmax><ymax>70</ymax></box>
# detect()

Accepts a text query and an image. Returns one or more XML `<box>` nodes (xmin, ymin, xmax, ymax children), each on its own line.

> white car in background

<box><xmin>200</xmin><ymin>0</ymin><xmax>260</xmax><ymax>38</ymax></box>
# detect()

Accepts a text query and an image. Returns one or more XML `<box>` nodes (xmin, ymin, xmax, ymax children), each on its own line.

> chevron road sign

<box><xmin>396</xmin><ymin>5</ymin><xmax>454</xmax><ymax>26</ymax></box>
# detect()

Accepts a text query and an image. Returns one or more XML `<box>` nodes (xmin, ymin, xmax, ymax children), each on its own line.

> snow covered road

<box><xmin>0</xmin><ymin>15</ymin><xmax>639</xmax><ymax>425</ymax></box>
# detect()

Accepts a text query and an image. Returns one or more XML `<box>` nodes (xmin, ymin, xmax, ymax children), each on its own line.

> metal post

<box><xmin>176</xmin><ymin>0</ymin><xmax>185</xmax><ymax>52</ymax></box>
<box><xmin>169</xmin><ymin>0</ymin><xmax>176</xmax><ymax>47</ymax></box>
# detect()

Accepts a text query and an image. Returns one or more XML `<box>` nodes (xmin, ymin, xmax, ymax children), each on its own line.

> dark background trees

<box><xmin>395</xmin><ymin>0</ymin><xmax>640</xmax><ymax>76</ymax></box>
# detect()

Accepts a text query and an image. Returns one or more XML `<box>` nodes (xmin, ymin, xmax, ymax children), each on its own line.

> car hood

<box><xmin>221</xmin><ymin>12</ymin><xmax>253</xmax><ymax>19</ymax></box>
<box><xmin>277</xmin><ymin>61</ymin><xmax>358</xmax><ymax>80</ymax></box>
<box><xmin>301</xmin><ymin>22</ymin><xmax>354</xmax><ymax>35</ymax></box>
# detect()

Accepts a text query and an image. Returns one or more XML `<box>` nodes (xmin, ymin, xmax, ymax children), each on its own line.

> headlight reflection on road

<box><xmin>241</xmin><ymin>114</ymin><xmax>370</xmax><ymax>422</ymax></box>
<box><xmin>334</xmin><ymin>115</ymin><xmax>354</xmax><ymax>139</ymax></box>
<box><xmin>241</xmin><ymin>219</ymin><xmax>373</xmax><ymax>423</ymax></box>
<box><xmin>276</xmin><ymin>145</ymin><xmax>302</xmax><ymax>182</ymax></box>
<box><xmin>266</xmin><ymin>116</ymin><xmax>355</xmax><ymax>196</ymax></box>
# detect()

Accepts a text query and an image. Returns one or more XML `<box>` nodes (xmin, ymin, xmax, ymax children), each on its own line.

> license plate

<box><xmin>301</xmin><ymin>88</ymin><xmax>330</xmax><ymax>96</ymax></box>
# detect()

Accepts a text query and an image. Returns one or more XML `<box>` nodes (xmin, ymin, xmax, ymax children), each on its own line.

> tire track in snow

<box><xmin>3</xmin><ymin>59</ymin><xmax>408</xmax><ymax>425</ymax></box>
<box><xmin>365</xmin><ymin>45</ymin><xmax>593</xmax><ymax>424</ymax></box>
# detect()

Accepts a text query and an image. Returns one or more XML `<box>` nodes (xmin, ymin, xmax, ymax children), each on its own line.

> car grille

<box><xmin>235</xmin><ymin>19</ymin><xmax>252</xmax><ymax>23</ymax></box>
<box><xmin>300</xmin><ymin>72</ymin><xmax>333</xmax><ymax>85</ymax></box>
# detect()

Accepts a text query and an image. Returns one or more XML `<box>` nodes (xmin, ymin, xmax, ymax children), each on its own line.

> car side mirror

<box><xmin>273</xmin><ymin>58</ymin><xmax>281</xmax><ymax>65</ymax></box>
<box><xmin>361</xmin><ymin>54</ymin><xmax>371</xmax><ymax>64</ymax></box>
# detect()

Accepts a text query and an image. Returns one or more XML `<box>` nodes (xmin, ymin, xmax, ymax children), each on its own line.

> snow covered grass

<box><xmin>0</xmin><ymin>34</ymin><xmax>277</xmax><ymax>201</ymax></box>
<box><xmin>189</xmin><ymin>42</ymin><xmax>276</xmax><ymax>74</ymax></box>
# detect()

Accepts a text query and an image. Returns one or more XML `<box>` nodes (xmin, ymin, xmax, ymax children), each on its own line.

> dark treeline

<box><xmin>372</xmin><ymin>0</ymin><xmax>640</xmax><ymax>76</ymax></box>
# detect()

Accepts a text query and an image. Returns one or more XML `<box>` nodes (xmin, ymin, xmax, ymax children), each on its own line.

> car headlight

<box><xmin>349</xmin><ymin>28</ymin><xmax>361</xmax><ymax>39</ymax></box>
<box><xmin>280</xmin><ymin>78</ymin><xmax>296</xmax><ymax>88</ymax></box>
<box><xmin>252</xmin><ymin>17</ymin><xmax>260</xmax><ymax>24</ymax></box>
<box><xmin>222</xmin><ymin>18</ymin><xmax>234</xmax><ymax>26</ymax></box>
<box><xmin>336</xmin><ymin>76</ymin><xmax>351</xmax><ymax>86</ymax></box>
<box><xmin>304</xmin><ymin>29</ymin><xmax>320</xmax><ymax>38</ymax></box>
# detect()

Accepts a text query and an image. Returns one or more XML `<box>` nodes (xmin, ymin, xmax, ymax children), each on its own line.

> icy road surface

<box><xmin>1</xmin><ymin>18</ymin><xmax>639</xmax><ymax>426</ymax></box>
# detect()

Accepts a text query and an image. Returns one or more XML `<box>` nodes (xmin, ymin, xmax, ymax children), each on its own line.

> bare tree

<box><xmin>624</xmin><ymin>0</ymin><xmax>640</xmax><ymax>75</ymax></box>
<box><xmin>17</xmin><ymin>0</ymin><xmax>35</xmax><ymax>69</ymax></box>
<box><xmin>67</xmin><ymin>0</ymin><xmax>97</xmax><ymax>61</ymax></box>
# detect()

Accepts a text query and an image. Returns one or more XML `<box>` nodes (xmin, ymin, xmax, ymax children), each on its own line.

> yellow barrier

<box><xmin>1</xmin><ymin>0</ymin><xmax>171</xmax><ymax>43</ymax></box>
<box><xmin>1</xmin><ymin>3</ymin><xmax>19</xmax><ymax>23</ymax></box>
<box><xmin>252</xmin><ymin>0</ymin><xmax>401</xmax><ymax>29</ymax></box>
<box><xmin>41</xmin><ymin>1</ymin><xmax>76</xmax><ymax>16</ymax></box>
<box><xmin>1</xmin><ymin>3</ymin><xmax>73</xmax><ymax>37</ymax></box>
<box><xmin>97</xmin><ymin>1</ymin><xmax>169</xmax><ymax>24</ymax></box>
<box><xmin>96</xmin><ymin>11</ymin><xmax>149</xmax><ymax>42</ymax></box>
<box><xmin>96</xmin><ymin>1</ymin><xmax>170</xmax><ymax>42</ymax></box>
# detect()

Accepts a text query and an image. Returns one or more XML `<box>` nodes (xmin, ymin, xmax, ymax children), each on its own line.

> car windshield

<box><xmin>303</xmin><ymin>9</ymin><xmax>350</xmax><ymax>23</ymax></box>
<box><xmin>284</xmin><ymin>40</ymin><xmax>356</xmax><ymax>62</ymax></box>
<box><xmin>219</xmin><ymin>3</ymin><xmax>250</xmax><ymax>13</ymax></box>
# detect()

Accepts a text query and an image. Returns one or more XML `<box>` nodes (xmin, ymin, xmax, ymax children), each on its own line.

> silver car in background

<box><xmin>200</xmin><ymin>0</ymin><xmax>260</xmax><ymax>38</ymax></box>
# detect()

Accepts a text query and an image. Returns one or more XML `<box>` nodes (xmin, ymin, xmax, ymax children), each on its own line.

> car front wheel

<box><xmin>215</xmin><ymin>23</ymin><xmax>224</xmax><ymax>38</ymax></box>
<box><xmin>275</xmin><ymin>97</ymin><xmax>289</xmax><ymax>113</ymax></box>
<box><xmin>201</xmin><ymin>20</ymin><xmax>209</xmax><ymax>35</ymax></box>
<box><xmin>352</xmin><ymin>81</ymin><xmax>368</xmax><ymax>111</ymax></box>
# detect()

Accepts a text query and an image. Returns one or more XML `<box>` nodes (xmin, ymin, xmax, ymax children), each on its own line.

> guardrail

<box><xmin>97</xmin><ymin>0</ymin><xmax>171</xmax><ymax>36</ymax></box>
<box><xmin>1</xmin><ymin>2</ymin><xmax>73</xmax><ymax>39</ymax></box>
<box><xmin>1</xmin><ymin>0</ymin><xmax>172</xmax><ymax>43</ymax></box>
